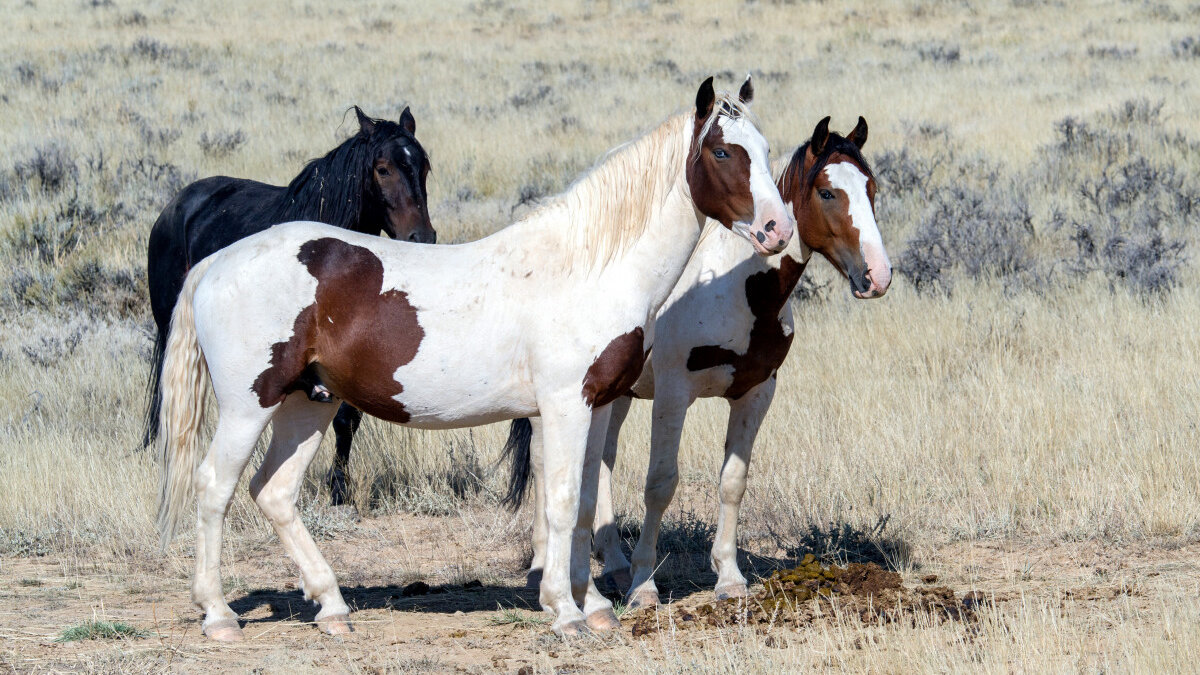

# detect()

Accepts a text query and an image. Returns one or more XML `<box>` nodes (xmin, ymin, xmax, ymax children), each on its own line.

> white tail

<box><xmin>156</xmin><ymin>256</ymin><xmax>217</xmax><ymax>548</ymax></box>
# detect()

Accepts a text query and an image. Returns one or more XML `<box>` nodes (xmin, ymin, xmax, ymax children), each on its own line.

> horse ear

<box><xmin>355</xmin><ymin>106</ymin><xmax>376</xmax><ymax>135</ymax></box>
<box><xmin>695</xmin><ymin>77</ymin><xmax>715</xmax><ymax>120</ymax></box>
<box><xmin>399</xmin><ymin>106</ymin><xmax>416</xmax><ymax>134</ymax></box>
<box><xmin>849</xmin><ymin>116</ymin><xmax>868</xmax><ymax>149</ymax></box>
<box><xmin>810</xmin><ymin>116</ymin><xmax>831</xmax><ymax>155</ymax></box>
<box><xmin>738</xmin><ymin>74</ymin><xmax>753</xmax><ymax>105</ymax></box>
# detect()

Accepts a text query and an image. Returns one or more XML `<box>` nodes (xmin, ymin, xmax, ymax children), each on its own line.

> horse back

<box><xmin>147</xmin><ymin>176</ymin><xmax>286</xmax><ymax>329</ymax></box>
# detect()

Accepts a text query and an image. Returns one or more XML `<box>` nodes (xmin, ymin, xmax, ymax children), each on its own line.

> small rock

<box><xmin>922</xmin><ymin>574</ymin><xmax>939</xmax><ymax>584</ymax></box>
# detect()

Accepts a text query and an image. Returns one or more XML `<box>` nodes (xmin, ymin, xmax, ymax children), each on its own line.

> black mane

<box><xmin>785</xmin><ymin>132</ymin><xmax>873</xmax><ymax>203</ymax></box>
<box><xmin>273</xmin><ymin>117</ymin><xmax>416</xmax><ymax>228</ymax></box>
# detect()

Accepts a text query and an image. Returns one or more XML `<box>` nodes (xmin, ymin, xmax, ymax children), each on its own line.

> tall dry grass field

<box><xmin>2</xmin><ymin>0</ymin><xmax>1200</xmax><ymax>672</ymax></box>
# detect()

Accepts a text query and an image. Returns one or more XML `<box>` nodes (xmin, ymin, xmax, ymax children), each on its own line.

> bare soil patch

<box><xmin>2</xmin><ymin>509</ymin><xmax>1196</xmax><ymax>673</ymax></box>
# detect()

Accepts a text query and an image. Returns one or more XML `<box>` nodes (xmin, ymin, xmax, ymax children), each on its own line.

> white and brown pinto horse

<box><xmin>154</xmin><ymin>77</ymin><xmax>792</xmax><ymax>639</ymax></box>
<box><xmin>515</xmin><ymin>116</ymin><xmax>890</xmax><ymax>607</ymax></box>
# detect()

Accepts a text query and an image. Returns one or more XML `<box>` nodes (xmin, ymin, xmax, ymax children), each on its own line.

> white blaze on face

<box><xmin>823</xmin><ymin>161</ymin><xmax>891</xmax><ymax>292</ymax></box>
<box><xmin>717</xmin><ymin>116</ymin><xmax>793</xmax><ymax>254</ymax></box>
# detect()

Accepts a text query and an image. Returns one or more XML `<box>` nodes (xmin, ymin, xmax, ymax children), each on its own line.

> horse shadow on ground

<box><xmin>227</xmin><ymin>516</ymin><xmax>911</xmax><ymax>625</ymax></box>
<box><xmin>228</xmin><ymin>579</ymin><xmax>543</xmax><ymax>627</ymax></box>
<box><xmin>606</xmin><ymin>513</ymin><xmax>914</xmax><ymax>604</ymax></box>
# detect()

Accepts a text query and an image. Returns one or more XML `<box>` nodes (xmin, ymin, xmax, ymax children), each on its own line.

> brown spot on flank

<box><xmin>685</xmin><ymin>256</ymin><xmax>805</xmax><ymax>399</ymax></box>
<box><xmin>251</xmin><ymin>237</ymin><xmax>423</xmax><ymax>422</ymax></box>
<box><xmin>582</xmin><ymin>328</ymin><xmax>646</xmax><ymax>408</ymax></box>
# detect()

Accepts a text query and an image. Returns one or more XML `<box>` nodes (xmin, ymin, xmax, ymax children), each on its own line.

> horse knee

<box><xmin>718</xmin><ymin>477</ymin><xmax>747</xmax><ymax>506</ymax></box>
<box><xmin>251</xmin><ymin>484</ymin><xmax>294</xmax><ymax>525</ymax></box>
<box><xmin>644</xmin><ymin>471</ymin><xmax>678</xmax><ymax>509</ymax></box>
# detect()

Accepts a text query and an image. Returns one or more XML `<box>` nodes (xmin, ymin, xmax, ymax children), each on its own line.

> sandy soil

<box><xmin>1</xmin><ymin>510</ymin><xmax>1196</xmax><ymax>673</ymax></box>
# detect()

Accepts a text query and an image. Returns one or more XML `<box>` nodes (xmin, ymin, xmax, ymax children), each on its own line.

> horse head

<box><xmin>355</xmin><ymin>106</ymin><xmax>437</xmax><ymax>244</ymax></box>
<box><xmin>780</xmin><ymin>116</ymin><xmax>890</xmax><ymax>298</ymax></box>
<box><xmin>687</xmin><ymin>76</ymin><xmax>793</xmax><ymax>256</ymax></box>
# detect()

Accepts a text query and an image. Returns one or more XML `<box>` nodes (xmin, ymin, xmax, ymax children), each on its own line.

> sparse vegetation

<box><xmin>488</xmin><ymin>607</ymin><xmax>550</xmax><ymax>627</ymax></box>
<box><xmin>55</xmin><ymin>620</ymin><xmax>148</xmax><ymax>642</ymax></box>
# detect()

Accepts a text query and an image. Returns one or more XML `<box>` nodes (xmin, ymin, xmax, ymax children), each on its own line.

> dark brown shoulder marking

<box><xmin>251</xmin><ymin>237</ymin><xmax>423</xmax><ymax>422</ymax></box>
<box><xmin>582</xmin><ymin>328</ymin><xmax>646</xmax><ymax>408</ymax></box>
<box><xmin>685</xmin><ymin>256</ymin><xmax>806</xmax><ymax>399</ymax></box>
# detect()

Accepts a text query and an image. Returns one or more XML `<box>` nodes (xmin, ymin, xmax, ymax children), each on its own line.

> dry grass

<box><xmin>3</xmin><ymin>0</ymin><xmax>1200</xmax><ymax>671</ymax></box>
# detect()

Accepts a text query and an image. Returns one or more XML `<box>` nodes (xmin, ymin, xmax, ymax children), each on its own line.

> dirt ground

<box><xmin>2</xmin><ymin>509</ymin><xmax>1197</xmax><ymax>673</ymax></box>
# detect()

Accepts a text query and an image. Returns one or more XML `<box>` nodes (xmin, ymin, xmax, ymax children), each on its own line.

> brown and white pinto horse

<box><xmin>516</xmin><ymin>116</ymin><xmax>889</xmax><ymax>607</ymax></box>
<box><xmin>154</xmin><ymin>77</ymin><xmax>793</xmax><ymax>639</ymax></box>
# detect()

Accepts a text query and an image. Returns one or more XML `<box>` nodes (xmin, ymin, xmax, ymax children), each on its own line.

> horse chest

<box><xmin>683</xmin><ymin>257</ymin><xmax>804</xmax><ymax>400</ymax></box>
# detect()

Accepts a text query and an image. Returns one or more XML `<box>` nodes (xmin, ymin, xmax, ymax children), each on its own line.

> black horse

<box><xmin>143</xmin><ymin>106</ymin><xmax>435</xmax><ymax>506</ymax></box>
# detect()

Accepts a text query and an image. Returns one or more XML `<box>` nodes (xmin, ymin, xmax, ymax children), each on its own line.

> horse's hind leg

<box><xmin>594</xmin><ymin>395</ymin><xmax>633</xmax><ymax>593</ymax></box>
<box><xmin>192</xmin><ymin>406</ymin><xmax>274</xmax><ymax>642</ymax></box>
<box><xmin>249</xmin><ymin>395</ymin><xmax>347</xmax><ymax>634</ymax></box>
<box><xmin>712</xmin><ymin>377</ymin><xmax>775</xmax><ymax>600</ymax></box>
<box><xmin>327</xmin><ymin>404</ymin><xmax>362</xmax><ymax>507</ymax></box>
<box><xmin>527</xmin><ymin>417</ymin><xmax>546</xmax><ymax>589</ymax></box>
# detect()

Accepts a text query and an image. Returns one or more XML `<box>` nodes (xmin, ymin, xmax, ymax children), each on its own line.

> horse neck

<box><xmin>277</xmin><ymin>138</ymin><xmax>369</xmax><ymax>231</ymax></box>
<box><xmin>773</xmin><ymin>152</ymin><xmax>815</xmax><ymax>269</ymax></box>
<box><xmin>540</xmin><ymin>114</ymin><xmax>704</xmax><ymax>314</ymax></box>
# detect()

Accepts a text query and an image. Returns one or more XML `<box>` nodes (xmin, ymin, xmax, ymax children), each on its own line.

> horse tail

<box><xmin>156</xmin><ymin>255</ymin><xmax>217</xmax><ymax>549</ymax></box>
<box><xmin>500</xmin><ymin>417</ymin><xmax>534</xmax><ymax>510</ymax></box>
<box><xmin>140</xmin><ymin>331</ymin><xmax>167</xmax><ymax>449</ymax></box>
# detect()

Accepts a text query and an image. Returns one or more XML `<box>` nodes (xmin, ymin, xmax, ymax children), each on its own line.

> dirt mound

<box><xmin>629</xmin><ymin>554</ymin><xmax>980</xmax><ymax>637</ymax></box>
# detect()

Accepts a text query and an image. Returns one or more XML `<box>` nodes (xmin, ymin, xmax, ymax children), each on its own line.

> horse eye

<box><xmin>713</xmin><ymin>148</ymin><xmax>729</xmax><ymax>160</ymax></box>
<box><xmin>819</xmin><ymin>189</ymin><xmax>835</xmax><ymax>200</ymax></box>
<box><xmin>376</xmin><ymin>166</ymin><xmax>390</xmax><ymax>176</ymax></box>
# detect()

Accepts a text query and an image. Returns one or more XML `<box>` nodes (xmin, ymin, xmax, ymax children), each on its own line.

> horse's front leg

<box><xmin>627</xmin><ymin>386</ymin><xmax>694</xmax><ymax>608</ymax></box>
<box><xmin>578</xmin><ymin>403</ymin><xmax>619</xmax><ymax>631</ymax></box>
<box><xmin>536</xmin><ymin>398</ymin><xmax>595</xmax><ymax>635</ymax></box>
<box><xmin>594</xmin><ymin>395</ymin><xmax>633</xmax><ymax>593</ymax></box>
<box><xmin>712</xmin><ymin>376</ymin><xmax>776</xmax><ymax>600</ymax></box>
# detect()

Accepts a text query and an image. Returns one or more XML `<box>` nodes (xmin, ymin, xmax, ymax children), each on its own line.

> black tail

<box><xmin>500</xmin><ymin>418</ymin><xmax>533</xmax><ymax>510</ymax></box>
<box><xmin>140</xmin><ymin>329</ymin><xmax>167</xmax><ymax>449</ymax></box>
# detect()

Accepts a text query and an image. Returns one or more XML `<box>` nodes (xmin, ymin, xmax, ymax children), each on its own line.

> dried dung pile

<box><xmin>629</xmin><ymin>554</ymin><xmax>982</xmax><ymax>637</ymax></box>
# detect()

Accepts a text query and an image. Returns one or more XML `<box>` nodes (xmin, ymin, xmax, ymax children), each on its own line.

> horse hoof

<box><xmin>204</xmin><ymin>618</ymin><xmax>243</xmax><ymax>642</ymax></box>
<box><xmin>554</xmin><ymin>619</ymin><xmax>589</xmax><ymax>637</ymax></box>
<box><xmin>317</xmin><ymin>614</ymin><xmax>353</xmax><ymax>636</ymax></box>
<box><xmin>600</xmin><ymin>568</ymin><xmax>633</xmax><ymax>594</ymax></box>
<box><xmin>627</xmin><ymin>589</ymin><xmax>660</xmax><ymax>609</ymax></box>
<box><xmin>714</xmin><ymin>583</ymin><xmax>749</xmax><ymax>601</ymax></box>
<box><xmin>585</xmin><ymin>607</ymin><xmax>621</xmax><ymax>632</ymax></box>
<box><xmin>525</xmin><ymin>568</ymin><xmax>543</xmax><ymax>590</ymax></box>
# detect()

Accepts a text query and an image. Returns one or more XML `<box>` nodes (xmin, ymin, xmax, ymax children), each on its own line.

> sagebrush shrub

<box><xmin>13</xmin><ymin>144</ymin><xmax>76</xmax><ymax>193</ymax></box>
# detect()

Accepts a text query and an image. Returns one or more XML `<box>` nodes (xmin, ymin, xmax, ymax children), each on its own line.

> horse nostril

<box><xmin>755</xmin><ymin>231</ymin><xmax>766</xmax><ymax>244</ymax></box>
<box><xmin>764</xmin><ymin>220</ymin><xmax>776</xmax><ymax>232</ymax></box>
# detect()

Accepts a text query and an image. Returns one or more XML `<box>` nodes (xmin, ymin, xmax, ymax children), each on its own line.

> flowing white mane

<box><xmin>532</xmin><ymin>92</ymin><xmax>751</xmax><ymax>272</ymax></box>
